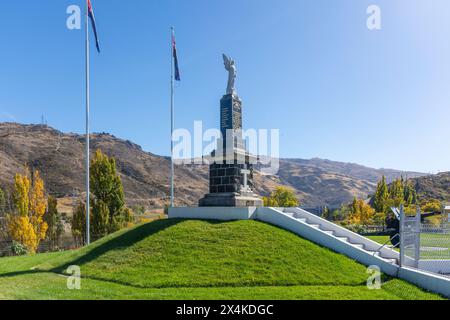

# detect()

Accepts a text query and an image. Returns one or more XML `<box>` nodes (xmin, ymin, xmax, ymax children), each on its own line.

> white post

<box><xmin>170</xmin><ymin>26</ymin><xmax>175</xmax><ymax>208</ymax></box>
<box><xmin>414</xmin><ymin>206</ymin><xmax>421</xmax><ymax>267</ymax></box>
<box><xmin>85</xmin><ymin>0</ymin><xmax>90</xmax><ymax>246</ymax></box>
<box><xmin>399</xmin><ymin>204</ymin><xmax>405</xmax><ymax>267</ymax></box>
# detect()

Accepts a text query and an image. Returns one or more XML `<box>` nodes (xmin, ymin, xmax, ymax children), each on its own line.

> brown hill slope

<box><xmin>411</xmin><ymin>172</ymin><xmax>450</xmax><ymax>202</ymax></box>
<box><xmin>0</xmin><ymin>123</ymin><xmax>427</xmax><ymax>208</ymax></box>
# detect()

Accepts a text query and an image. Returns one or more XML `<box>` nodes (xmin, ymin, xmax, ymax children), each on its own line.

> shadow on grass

<box><xmin>0</xmin><ymin>219</ymin><xmax>257</xmax><ymax>281</ymax></box>
<box><xmin>52</xmin><ymin>218</ymin><xmax>188</xmax><ymax>273</ymax></box>
<box><xmin>0</xmin><ymin>269</ymin><xmax>47</xmax><ymax>279</ymax></box>
<box><xmin>0</xmin><ymin>218</ymin><xmax>235</xmax><ymax>281</ymax></box>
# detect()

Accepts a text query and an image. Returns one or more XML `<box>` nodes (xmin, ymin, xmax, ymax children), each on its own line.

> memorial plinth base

<box><xmin>169</xmin><ymin>206</ymin><xmax>258</xmax><ymax>221</ymax></box>
<box><xmin>199</xmin><ymin>192</ymin><xmax>263</xmax><ymax>207</ymax></box>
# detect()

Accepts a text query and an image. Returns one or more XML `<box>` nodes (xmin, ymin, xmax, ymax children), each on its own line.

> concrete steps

<box><xmin>283</xmin><ymin>208</ymin><xmax>400</xmax><ymax>265</ymax></box>
<box><xmin>256</xmin><ymin>207</ymin><xmax>400</xmax><ymax>276</ymax></box>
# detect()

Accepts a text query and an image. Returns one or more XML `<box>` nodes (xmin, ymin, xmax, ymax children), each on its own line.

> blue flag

<box><xmin>88</xmin><ymin>0</ymin><xmax>100</xmax><ymax>53</ymax></box>
<box><xmin>172</xmin><ymin>34</ymin><xmax>181</xmax><ymax>81</ymax></box>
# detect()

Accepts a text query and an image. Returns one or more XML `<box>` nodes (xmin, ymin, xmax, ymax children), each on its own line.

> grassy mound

<box><xmin>0</xmin><ymin>219</ymin><xmax>443</xmax><ymax>300</ymax></box>
<box><xmin>51</xmin><ymin>219</ymin><xmax>371</xmax><ymax>288</ymax></box>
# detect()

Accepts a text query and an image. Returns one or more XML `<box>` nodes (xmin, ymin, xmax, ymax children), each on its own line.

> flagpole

<box><xmin>170</xmin><ymin>26</ymin><xmax>175</xmax><ymax>208</ymax></box>
<box><xmin>85</xmin><ymin>0</ymin><xmax>91</xmax><ymax>245</ymax></box>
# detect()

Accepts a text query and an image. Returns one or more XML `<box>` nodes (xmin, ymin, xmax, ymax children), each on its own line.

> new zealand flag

<box><xmin>88</xmin><ymin>0</ymin><xmax>100</xmax><ymax>53</ymax></box>
<box><xmin>172</xmin><ymin>33</ymin><xmax>181</xmax><ymax>81</ymax></box>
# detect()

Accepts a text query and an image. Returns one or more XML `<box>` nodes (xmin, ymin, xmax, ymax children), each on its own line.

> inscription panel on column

<box><xmin>221</xmin><ymin>105</ymin><xmax>232</xmax><ymax>132</ymax></box>
<box><xmin>232</xmin><ymin>100</ymin><xmax>242</xmax><ymax>130</ymax></box>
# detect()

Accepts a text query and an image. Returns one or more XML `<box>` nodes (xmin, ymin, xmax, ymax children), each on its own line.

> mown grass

<box><xmin>0</xmin><ymin>272</ymin><xmax>439</xmax><ymax>300</ymax></box>
<box><xmin>50</xmin><ymin>219</ymin><xmax>373</xmax><ymax>288</ymax></box>
<box><xmin>368</xmin><ymin>234</ymin><xmax>450</xmax><ymax>259</ymax></box>
<box><xmin>367</xmin><ymin>235</ymin><xmax>391</xmax><ymax>245</ymax></box>
<box><xmin>0</xmin><ymin>219</ymin><xmax>444</xmax><ymax>300</ymax></box>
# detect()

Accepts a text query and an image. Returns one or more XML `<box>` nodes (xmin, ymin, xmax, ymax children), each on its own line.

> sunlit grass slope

<box><xmin>0</xmin><ymin>219</ymin><xmax>443</xmax><ymax>300</ymax></box>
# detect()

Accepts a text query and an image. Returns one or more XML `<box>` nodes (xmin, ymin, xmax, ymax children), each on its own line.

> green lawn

<box><xmin>367</xmin><ymin>235</ymin><xmax>391</xmax><ymax>245</ymax></box>
<box><xmin>0</xmin><ymin>220</ymin><xmax>444</xmax><ymax>300</ymax></box>
<box><xmin>368</xmin><ymin>234</ymin><xmax>450</xmax><ymax>260</ymax></box>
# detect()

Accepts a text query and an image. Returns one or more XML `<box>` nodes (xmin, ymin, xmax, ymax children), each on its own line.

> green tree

<box><xmin>0</xmin><ymin>187</ymin><xmax>6</xmax><ymax>242</ymax></box>
<box><xmin>389</xmin><ymin>177</ymin><xmax>405</xmax><ymax>207</ymax></box>
<box><xmin>373</xmin><ymin>212</ymin><xmax>387</xmax><ymax>229</ymax></box>
<box><xmin>0</xmin><ymin>187</ymin><xmax>6</xmax><ymax>215</ymax></box>
<box><xmin>90</xmin><ymin>150</ymin><xmax>132</xmax><ymax>237</ymax></box>
<box><xmin>71</xmin><ymin>202</ymin><xmax>87</xmax><ymax>247</ymax></box>
<box><xmin>264</xmin><ymin>186</ymin><xmax>299</xmax><ymax>207</ymax></box>
<box><xmin>92</xmin><ymin>199</ymin><xmax>109</xmax><ymax>240</ymax></box>
<box><xmin>374</xmin><ymin>176</ymin><xmax>389</xmax><ymax>213</ymax></box>
<box><xmin>339</xmin><ymin>204</ymin><xmax>351</xmax><ymax>221</ymax></box>
<box><xmin>403</xmin><ymin>181</ymin><xmax>417</xmax><ymax>206</ymax></box>
<box><xmin>321</xmin><ymin>206</ymin><xmax>330</xmax><ymax>220</ymax></box>
<box><xmin>331</xmin><ymin>209</ymin><xmax>340</xmax><ymax>221</ymax></box>
<box><xmin>45</xmin><ymin>196</ymin><xmax>63</xmax><ymax>251</ymax></box>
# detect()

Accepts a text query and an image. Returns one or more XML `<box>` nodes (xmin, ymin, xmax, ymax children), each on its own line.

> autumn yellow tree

<box><xmin>347</xmin><ymin>198</ymin><xmax>376</xmax><ymax>227</ymax></box>
<box><xmin>7</xmin><ymin>169</ymin><xmax>48</xmax><ymax>254</ymax></box>
<box><xmin>420</xmin><ymin>199</ymin><xmax>442</xmax><ymax>213</ymax></box>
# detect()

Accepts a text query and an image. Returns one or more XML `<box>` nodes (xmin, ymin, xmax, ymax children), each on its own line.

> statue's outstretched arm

<box><xmin>223</xmin><ymin>54</ymin><xmax>231</xmax><ymax>69</ymax></box>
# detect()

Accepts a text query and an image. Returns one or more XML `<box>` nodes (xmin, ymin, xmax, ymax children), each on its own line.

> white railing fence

<box><xmin>399</xmin><ymin>205</ymin><xmax>450</xmax><ymax>277</ymax></box>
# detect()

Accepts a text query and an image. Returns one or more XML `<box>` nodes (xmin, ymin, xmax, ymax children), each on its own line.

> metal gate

<box><xmin>399</xmin><ymin>205</ymin><xmax>420</xmax><ymax>268</ymax></box>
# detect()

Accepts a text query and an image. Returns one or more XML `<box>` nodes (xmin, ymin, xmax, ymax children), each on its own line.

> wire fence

<box><xmin>400</xmin><ymin>206</ymin><xmax>450</xmax><ymax>278</ymax></box>
<box><xmin>420</xmin><ymin>223</ymin><xmax>450</xmax><ymax>261</ymax></box>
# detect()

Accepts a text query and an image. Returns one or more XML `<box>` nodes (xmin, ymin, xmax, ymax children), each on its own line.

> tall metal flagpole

<box><xmin>170</xmin><ymin>26</ymin><xmax>175</xmax><ymax>208</ymax></box>
<box><xmin>85</xmin><ymin>0</ymin><xmax>91</xmax><ymax>245</ymax></box>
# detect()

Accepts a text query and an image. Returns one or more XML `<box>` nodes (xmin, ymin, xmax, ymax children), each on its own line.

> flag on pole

<box><xmin>88</xmin><ymin>0</ymin><xmax>101</xmax><ymax>53</ymax></box>
<box><xmin>172</xmin><ymin>33</ymin><xmax>181</xmax><ymax>81</ymax></box>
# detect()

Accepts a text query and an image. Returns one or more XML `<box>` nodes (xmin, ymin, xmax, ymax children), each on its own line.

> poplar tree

<box><xmin>45</xmin><ymin>196</ymin><xmax>63</xmax><ymax>250</ymax></box>
<box><xmin>92</xmin><ymin>199</ymin><xmax>109</xmax><ymax>240</ymax></box>
<box><xmin>321</xmin><ymin>206</ymin><xmax>330</xmax><ymax>220</ymax></box>
<box><xmin>90</xmin><ymin>150</ymin><xmax>132</xmax><ymax>238</ymax></box>
<box><xmin>403</xmin><ymin>181</ymin><xmax>417</xmax><ymax>206</ymax></box>
<box><xmin>71</xmin><ymin>201</ymin><xmax>86</xmax><ymax>247</ymax></box>
<box><xmin>388</xmin><ymin>177</ymin><xmax>405</xmax><ymax>207</ymax></box>
<box><xmin>0</xmin><ymin>187</ymin><xmax>6</xmax><ymax>215</ymax></box>
<box><xmin>7</xmin><ymin>170</ymin><xmax>48</xmax><ymax>254</ymax></box>
<box><xmin>374</xmin><ymin>176</ymin><xmax>389</xmax><ymax>213</ymax></box>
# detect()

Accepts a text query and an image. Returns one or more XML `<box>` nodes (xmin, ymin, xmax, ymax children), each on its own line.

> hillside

<box><xmin>282</xmin><ymin>158</ymin><xmax>425</xmax><ymax>184</ymax></box>
<box><xmin>411</xmin><ymin>172</ymin><xmax>450</xmax><ymax>202</ymax></box>
<box><xmin>0</xmin><ymin>219</ymin><xmax>441</xmax><ymax>299</ymax></box>
<box><xmin>0</xmin><ymin>123</ymin><xmax>207</xmax><ymax>208</ymax></box>
<box><xmin>0</xmin><ymin>122</ymin><xmax>427</xmax><ymax>208</ymax></box>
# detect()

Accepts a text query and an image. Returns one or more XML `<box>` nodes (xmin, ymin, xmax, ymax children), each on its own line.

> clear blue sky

<box><xmin>0</xmin><ymin>0</ymin><xmax>449</xmax><ymax>173</ymax></box>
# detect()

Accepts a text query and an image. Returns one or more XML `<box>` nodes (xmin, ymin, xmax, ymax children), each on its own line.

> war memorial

<box><xmin>198</xmin><ymin>54</ymin><xmax>263</xmax><ymax>208</ymax></box>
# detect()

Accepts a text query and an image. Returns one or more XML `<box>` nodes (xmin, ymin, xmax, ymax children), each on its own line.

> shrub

<box><xmin>421</xmin><ymin>199</ymin><xmax>442</xmax><ymax>213</ymax></box>
<box><xmin>264</xmin><ymin>186</ymin><xmax>299</xmax><ymax>207</ymax></box>
<box><xmin>10</xmin><ymin>240</ymin><xmax>28</xmax><ymax>256</ymax></box>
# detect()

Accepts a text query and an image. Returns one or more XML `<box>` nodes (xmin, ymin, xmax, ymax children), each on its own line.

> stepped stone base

<box><xmin>199</xmin><ymin>192</ymin><xmax>263</xmax><ymax>207</ymax></box>
<box><xmin>169</xmin><ymin>207</ymin><xmax>258</xmax><ymax>221</ymax></box>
